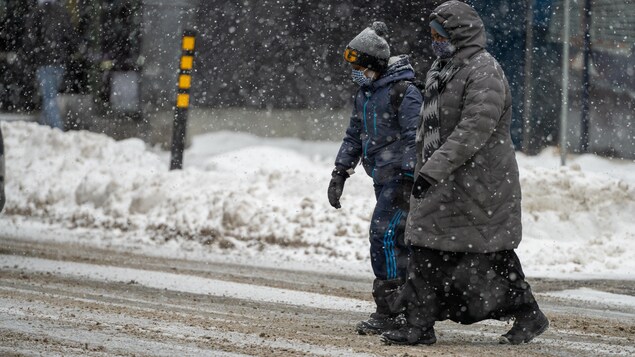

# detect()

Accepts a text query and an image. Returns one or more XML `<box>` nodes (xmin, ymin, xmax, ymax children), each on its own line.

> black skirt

<box><xmin>388</xmin><ymin>246</ymin><xmax>538</xmax><ymax>328</ymax></box>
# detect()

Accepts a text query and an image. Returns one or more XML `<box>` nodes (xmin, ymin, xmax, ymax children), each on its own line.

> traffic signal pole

<box><xmin>170</xmin><ymin>30</ymin><xmax>196</xmax><ymax>170</ymax></box>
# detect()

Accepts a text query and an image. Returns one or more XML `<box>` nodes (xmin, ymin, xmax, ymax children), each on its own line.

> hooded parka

<box><xmin>336</xmin><ymin>55</ymin><xmax>422</xmax><ymax>183</ymax></box>
<box><xmin>406</xmin><ymin>0</ymin><xmax>522</xmax><ymax>253</ymax></box>
<box><xmin>334</xmin><ymin>54</ymin><xmax>422</xmax><ymax>283</ymax></box>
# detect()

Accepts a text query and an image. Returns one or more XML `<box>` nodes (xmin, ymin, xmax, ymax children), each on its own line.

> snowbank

<box><xmin>518</xmin><ymin>164</ymin><xmax>634</xmax><ymax>277</ymax></box>
<box><xmin>2</xmin><ymin>121</ymin><xmax>634</xmax><ymax>278</ymax></box>
<box><xmin>2</xmin><ymin>122</ymin><xmax>372</xmax><ymax>262</ymax></box>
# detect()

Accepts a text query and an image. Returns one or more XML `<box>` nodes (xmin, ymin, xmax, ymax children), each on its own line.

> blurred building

<box><xmin>0</xmin><ymin>0</ymin><xmax>37</xmax><ymax>112</ymax></box>
<box><xmin>0</xmin><ymin>0</ymin><xmax>633</xmax><ymax>158</ymax></box>
<box><xmin>530</xmin><ymin>0</ymin><xmax>634</xmax><ymax>158</ymax></box>
<box><xmin>572</xmin><ymin>0</ymin><xmax>633</xmax><ymax>158</ymax></box>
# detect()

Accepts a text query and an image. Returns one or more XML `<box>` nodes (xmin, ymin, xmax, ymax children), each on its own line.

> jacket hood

<box><xmin>430</xmin><ymin>1</ymin><xmax>486</xmax><ymax>51</ymax></box>
<box><xmin>371</xmin><ymin>55</ymin><xmax>415</xmax><ymax>89</ymax></box>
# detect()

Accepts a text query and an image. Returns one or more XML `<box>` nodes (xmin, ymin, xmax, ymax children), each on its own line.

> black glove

<box><xmin>327</xmin><ymin>166</ymin><xmax>349</xmax><ymax>209</ymax></box>
<box><xmin>412</xmin><ymin>174</ymin><xmax>432</xmax><ymax>199</ymax></box>
<box><xmin>401</xmin><ymin>173</ymin><xmax>414</xmax><ymax>205</ymax></box>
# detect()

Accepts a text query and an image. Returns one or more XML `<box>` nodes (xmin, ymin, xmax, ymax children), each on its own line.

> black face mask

<box><xmin>432</xmin><ymin>40</ymin><xmax>456</xmax><ymax>59</ymax></box>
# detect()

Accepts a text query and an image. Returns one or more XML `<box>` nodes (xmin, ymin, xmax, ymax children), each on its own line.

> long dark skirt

<box><xmin>388</xmin><ymin>246</ymin><xmax>538</xmax><ymax>328</ymax></box>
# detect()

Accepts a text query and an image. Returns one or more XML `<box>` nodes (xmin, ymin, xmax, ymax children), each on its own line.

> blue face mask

<box><xmin>351</xmin><ymin>69</ymin><xmax>373</xmax><ymax>87</ymax></box>
<box><xmin>432</xmin><ymin>40</ymin><xmax>456</xmax><ymax>59</ymax></box>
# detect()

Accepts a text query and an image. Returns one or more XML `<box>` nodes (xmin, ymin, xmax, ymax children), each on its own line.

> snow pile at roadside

<box><xmin>2</xmin><ymin>121</ymin><xmax>635</xmax><ymax>277</ymax></box>
<box><xmin>2</xmin><ymin>121</ymin><xmax>373</xmax><ymax>260</ymax></box>
<box><xmin>518</xmin><ymin>164</ymin><xmax>635</xmax><ymax>277</ymax></box>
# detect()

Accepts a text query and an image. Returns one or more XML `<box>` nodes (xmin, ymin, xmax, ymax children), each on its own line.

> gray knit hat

<box><xmin>344</xmin><ymin>22</ymin><xmax>390</xmax><ymax>72</ymax></box>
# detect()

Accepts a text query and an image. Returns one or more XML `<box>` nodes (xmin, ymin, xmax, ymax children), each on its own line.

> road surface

<box><xmin>1</xmin><ymin>238</ymin><xmax>633</xmax><ymax>356</ymax></box>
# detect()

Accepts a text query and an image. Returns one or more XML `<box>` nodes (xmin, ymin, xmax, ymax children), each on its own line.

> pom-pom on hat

<box><xmin>344</xmin><ymin>22</ymin><xmax>390</xmax><ymax>72</ymax></box>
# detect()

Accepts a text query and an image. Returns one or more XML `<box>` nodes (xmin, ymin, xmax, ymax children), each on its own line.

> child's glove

<box><xmin>327</xmin><ymin>166</ymin><xmax>350</xmax><ymax>209</ymax></box>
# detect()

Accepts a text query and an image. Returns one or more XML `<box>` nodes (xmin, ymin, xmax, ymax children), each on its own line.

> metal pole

<box><xmin>580</xmin><ymin>0</ymin><xmax>592</xmax><ymax>153</ymax></box>
<box><xmin>170</xmin><ymin>30</ymin><xmax>197</xmax><ymax>170</ymax></box>
<box><xmin>560</xmin><ymin>0</ymin><xmax>571</xmax><ymax>166</ymax></box>
<box><xmin>522</xmin><ymin>0</ymin><xmax>535</xmax><ymax>154</ymax></box>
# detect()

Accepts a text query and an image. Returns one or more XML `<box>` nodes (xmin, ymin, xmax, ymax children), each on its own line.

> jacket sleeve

<box><xmin>335</xmin><ymin>92</ymin><xmax>363</xmax><ymax>170</ymax></box>
<box><xmin>398</xmin><ymin>84</ymin><xmax>423</xmax><ymax>174</ymax></box>
<box><xmin>420</xmin><ymin>62</ymin><xmax>505</xmax><ymax>183</ymax></box>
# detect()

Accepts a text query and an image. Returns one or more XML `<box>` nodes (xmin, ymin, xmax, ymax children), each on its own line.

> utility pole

<box><xmin>580</xmin><ymin>0</ymin><xmax>592</xmax><ymax>153</ymax></box>
<box><xmin>560</xmin><ymin>0</ymin><xmax>571</xmax><ymax>166</ymax></box>
<box><xmin>522</xmin><ymin>0</ymin><xmax>535</xmax><ymax>154</ymax></box>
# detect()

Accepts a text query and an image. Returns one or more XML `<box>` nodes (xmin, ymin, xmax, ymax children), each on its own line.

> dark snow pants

<box><xmin>369</xmin><ymin>177</ymin><xmax>409</xmax><ymax>282</ymax></box>
<box><xmin>388</xmin><ymin>247</ymin><xmax>539</xmax><ymax>328</ymax></box>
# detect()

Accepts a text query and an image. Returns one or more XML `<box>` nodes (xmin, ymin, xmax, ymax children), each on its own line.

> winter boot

<box><xmin>380</xmin><ymin>325</ymin><xmax>437</xmax><ymax>346</ymax></box>
<box><xmin>356</xmin><ymin>278</ymin><xmax>404</xmax><ymax>335</ymax></box>
<box><xmin>499</xmin><ymin>308</ymin><xmax>549</xmax><ymax>344</ymax></box>
<box><xmin>356</xmin><ymin>312</ymin><xmax>404</xmax><ymax>335</ymax></box>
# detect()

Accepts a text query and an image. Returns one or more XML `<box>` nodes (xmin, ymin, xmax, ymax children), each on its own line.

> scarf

<box><xmin>417</xmin><ymin>58</ymin><xmax>463</xmax><ymax>162</ymax></box>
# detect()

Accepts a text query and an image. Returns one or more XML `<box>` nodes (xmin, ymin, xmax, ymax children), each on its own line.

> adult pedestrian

<box><xmin>328</xmin><ymin>22</ymin><xmax>423</xmax><ymax>335</ymax></box>
<box><xmin>24</xmin><ymin>0</ymin><xmax>76</xmax><ymax>130</ymax></box>
<box><xmin>382</xmin><ymin>1</ymin><xmax>548</xmax><ymax>346</ymax></box>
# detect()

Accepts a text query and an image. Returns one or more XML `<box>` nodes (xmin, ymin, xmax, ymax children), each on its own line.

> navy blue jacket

<box><xmin>335</xmin><ymin>55</ymin><xmax>423</xmax><ymax>184</ymax></box>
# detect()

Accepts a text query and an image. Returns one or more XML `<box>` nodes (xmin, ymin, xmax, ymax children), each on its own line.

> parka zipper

<box><xmin>373</xmin><ymin>107</ymin><xmax>377</xmax><ymax>135</ymax></box>
<box><xmin>362</xmin><ymin>97</ymin><xmax>370</xmax><ymax>158</ymax></box>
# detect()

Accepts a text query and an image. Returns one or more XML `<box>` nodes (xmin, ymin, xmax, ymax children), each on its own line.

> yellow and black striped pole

<box><xmin>170</xmin><ymin>30</ymin><xmax>196</xmax><ymax>170</ymax></box>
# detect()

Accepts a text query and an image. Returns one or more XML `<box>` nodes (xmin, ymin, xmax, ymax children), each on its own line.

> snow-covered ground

<box><xmin>2</xmin><ymin>121</ymin><xmax>634</xmax><ymax>280</ymax></box>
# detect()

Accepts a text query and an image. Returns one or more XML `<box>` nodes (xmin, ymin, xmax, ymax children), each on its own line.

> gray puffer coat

<box><xmin>406</xmin><ymin>0</ymin><xmax>522</xmax><ymax>253</ymax></box>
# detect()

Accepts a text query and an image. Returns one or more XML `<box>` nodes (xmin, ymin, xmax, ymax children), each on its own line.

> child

<box><xmin>327</xmin><ymin>21</ymin><xmax>423</xmax><ymax>335</ymax></box>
